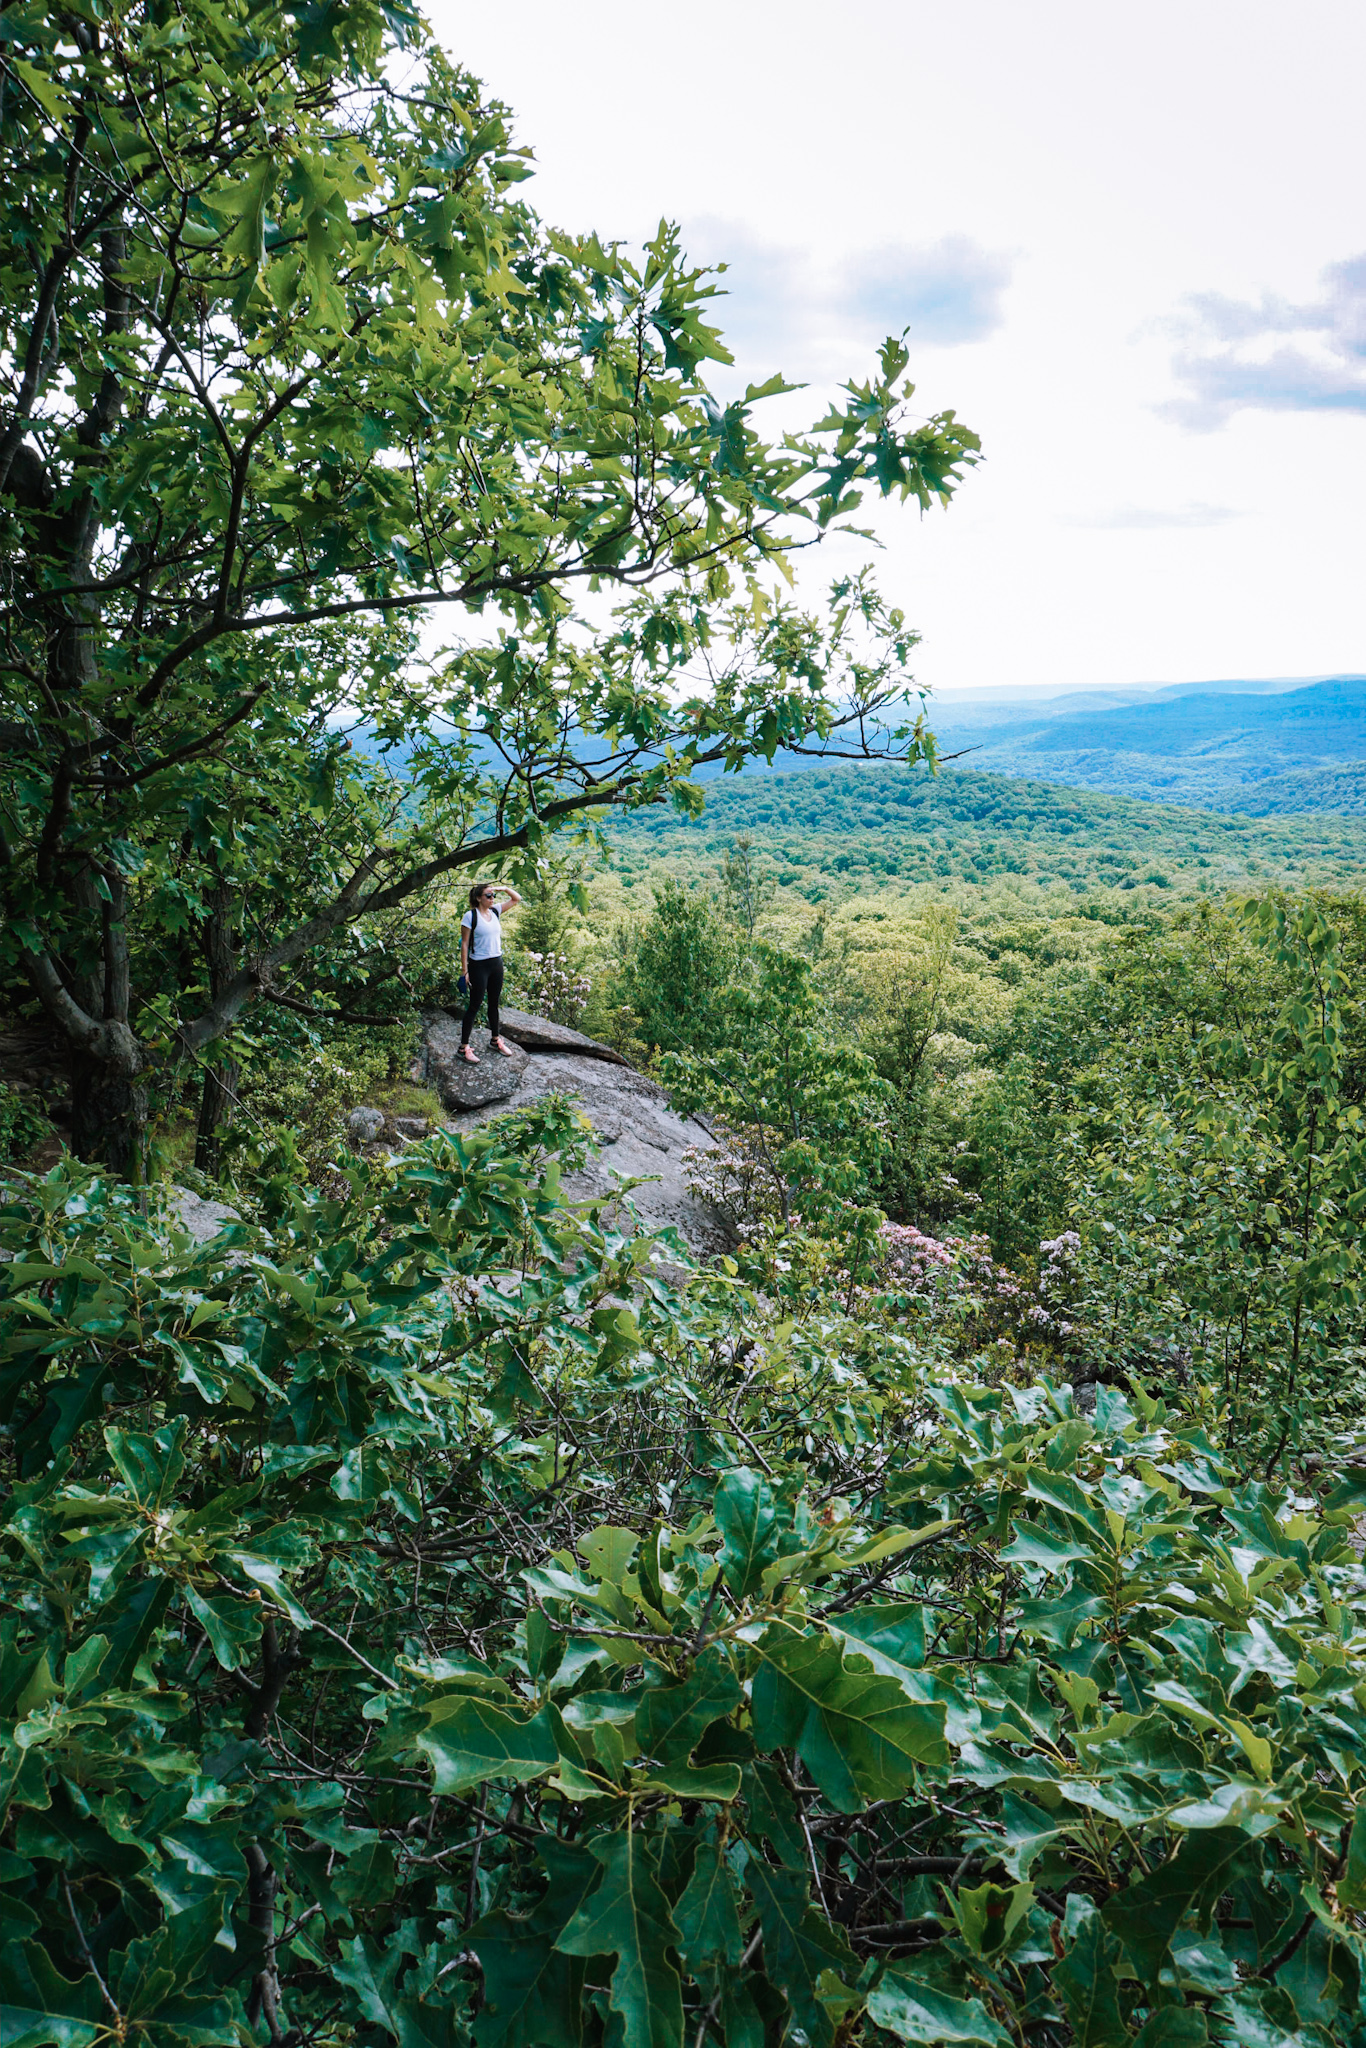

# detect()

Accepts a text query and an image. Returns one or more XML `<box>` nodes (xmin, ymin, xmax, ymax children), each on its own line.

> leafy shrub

<box><xmin>1059</xmin><ymin>899</ymin><xmax>1366</xmax><ymax>1463</ymax></box>
<box><xmin>230</xmin><ymin>1021</ymin><xmax>413</xmax><ymax>1181</ymax></box>
<box><xmin>873</xmin><ymin>1223</ymin><xmax>1087</xmax><ymax>1371</ymax></box>
<box><xmin>720</xmin><ymin>832</ymin><xmax>776</xmax><ymax>937</ymax></box>
<box><xmin>403</xmin><ymin>913</ymin><xmax>469</xmax><ymax>1008</ymax></box>
<box><xmin>620</xmin><ymin>878</ymin><xmax>740</xmax><ymax>1055</ymax></box>
<box><xmin>520</xmin><ymin>950</ymin><xmax>593</xmax><ymax>1028</ymax></box>
<box><xmin>682</xmin><ymin>1124</ymin><xmax>777</xmax><ymax>1236</ymax></box>
<box><xmin>592</xmin><ymin>1000</ymin><xmax>653</xmax><ymax>1066</ymax></box>
<box><xmin>512</xmin><ymin>866</ymin><xmax>590</xmax><ymax>961</ymax></box>
<box><xmin>5</xmin><ymin>1127</ymin><xmax>1366</xmax><ymax>2045</ymax></box>
<box><xmin>0</xmin><ymin>1083</ymin><xmax>49</xmax><ymax>1164</ymax></box>
<box><xmin>665</xmin><ymin>946</ymin><xmax>892</xmax><ymax>1229</ymax></box>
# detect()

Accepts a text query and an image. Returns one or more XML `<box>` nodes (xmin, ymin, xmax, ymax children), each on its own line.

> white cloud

<box><xmin>840</xmin><ymin>236</ymin><xmax>1012</xmax><ymax>347</ymax></box>
<box><xmin>682</xmin><ymin>221</ymin><xmax>1012</xmax><ymax>387</ymax></box>
<box><xmin>1068</xmin><ymin>503</ymin><xmax>1243</xmax><ymax>530</ymax></box>
<box><xmin>1165</xmin><ymin>253</ymin><xmax>1366</xmax><ymax>427</ymax></box>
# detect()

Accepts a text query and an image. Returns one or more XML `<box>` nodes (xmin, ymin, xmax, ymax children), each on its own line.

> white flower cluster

<box><xmin>521</xmin><ymin>951</ymin><xmax>593</xmax><ymax>1029</ymax></box>
<box><xmin>681</xmin><ymin>1135</ymin><xmax>778</xmax><ymax>1233</ymax></box>
<box><xmin>874</xmin><ymin>1222</ymin><xmax>1081</xmax><ymax>1343</ymax></box>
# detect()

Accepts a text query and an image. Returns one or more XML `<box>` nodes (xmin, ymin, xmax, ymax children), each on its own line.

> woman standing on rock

<box><xmin>459</xmin><ymin>881</ymin><xmax>521</xmax><ymax>1064</ymax></box>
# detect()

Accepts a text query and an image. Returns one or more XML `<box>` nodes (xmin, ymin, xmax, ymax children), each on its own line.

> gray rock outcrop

<box><xmin>496</xmin><ymin>1007</ymin><xmax>630</xmax><ymax>1066</ymax></box>
<box><xmin>422</xmin><ymin>1014</ymin><xmax>529</xmax><ymax>1111</ymax></box>
<box><xmin>417</xmin><ymin>1011</ymin><xmax>728</xmax><ymax>1255</ymax></box>
<box><xmin>347</xmin><ymin>1106</ymin><xmax>386</xmax><ymax>1145</ymax></box>
<box><xmin>171</xmin><ymin>1187</ymin><xmax>240</xmax><ymax>1244</ymax></box>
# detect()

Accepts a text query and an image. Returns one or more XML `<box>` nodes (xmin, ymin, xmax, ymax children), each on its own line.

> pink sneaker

<box><xmin>461</xmin><ymin>1045</ymin><xmax>480</xmax><ymax>1064</ymax></box>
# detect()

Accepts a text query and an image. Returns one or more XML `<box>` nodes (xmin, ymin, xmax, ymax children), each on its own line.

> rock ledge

<box><xmin>419</xmin><ymin>1011</ymin><xmax>727</xmax><ymax>1254</ymax></box>
<box><xmin>465</xmin><ymin>1005</ymin><xmax>630</xmax><ymax>1067</ymax></box>
<box><xmin>421</xmin><ymin>1013</ymin><xmax>528</xmax><ymax>1111</ymax></box>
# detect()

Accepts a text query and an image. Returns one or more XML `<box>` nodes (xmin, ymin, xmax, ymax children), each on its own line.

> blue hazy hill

<box><xmin>1029</xmin><ymin>677</ymin><xmax>1366</xmax><ymax>756</ymax></box>
<box><xmin>931</xmin><ymin>675</ymin><xmax>1366</xmax><ymax>810</ymax></box>
<box><xmin>340</xmin><ymin>674</ymin><xmax>1366</xmax><ymax>815</ymax></box>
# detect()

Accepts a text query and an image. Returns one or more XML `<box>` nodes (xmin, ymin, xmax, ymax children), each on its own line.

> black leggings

<box><xmin>461</xmin><ymin>955</ymin><xmax>504</xmax><ymax>1044</ymax></box>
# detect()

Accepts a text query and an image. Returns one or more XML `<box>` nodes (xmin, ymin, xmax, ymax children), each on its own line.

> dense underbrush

<box><xmin>5</xmin><ymin>1096</ymin><xmax>1366</xmax><ymax>2048</ymax></box>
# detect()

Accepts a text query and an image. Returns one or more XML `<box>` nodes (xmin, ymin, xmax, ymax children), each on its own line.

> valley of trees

<box><xmin>4</xmin><ymin>6</ymin><xmax>1366</xmax><ymax>2048</ymax></box>
<box><xmin>606</xmin><ymin>758</ymin><xmax>1366</xmax><ymax>900</ymax></box>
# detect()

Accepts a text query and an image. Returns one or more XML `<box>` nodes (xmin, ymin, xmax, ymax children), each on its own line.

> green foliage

<box><xmin>1059</xmin><ymin>898</ymin><xmax>1366</xmax><ymax>1465</ymax></box>
<box><xmin>0</xmin><ymin>1085</ymin><xmax>48</xmax><ymax>1165</ymax></box>
<box><xmin>0</xmin><ymin>0</ymin><xmax>973</xmax><ymax>1173</ymax></box>
<box><xmin>511</xmin><ymin>882</ymin><xmax>581</xmax><ymax>966</ymax></box>
<box><xmin>945</xmin><ymin>895</ymin><xmax>1366</xmax><ymax>1440</ymax></box>
<box><xmin>854</xmin><ymin>909</ymin><xmax>963</xmax><ymax>1224</ymax></box>
<box><xmin>721</xmin><ymin>835</ymin><xmax>778</xmax><ymax>940</ymax></box>
<box><xmin>609</xmin><ymin>807</ymin><xmax>1366</xmax><ymax>1460</ymax></box>
<box><xmin>663</xmin><ymin>946</ymin><xmax>892</xmax><ymax>1228</ymax></box>
<box><xmin>227</xmin><ymin>1020</ymin><xmax>416</xmax><ymax>1182</ymax></box>
<box><xmin>5</xmin><ymin>1124</ymin><xmax>1366</xmax><ymax>2045</ymax></box>
<box><xmin>619</xmin><ymin>880</ymin><xmax>741</xmax><ymax>1056</ymax></box>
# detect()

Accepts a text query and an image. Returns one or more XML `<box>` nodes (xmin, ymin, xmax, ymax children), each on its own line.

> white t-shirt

<box><xmin>461</xmin><ymin>905</ymin><xmax>502</xmax><ymax>961</ymax></box>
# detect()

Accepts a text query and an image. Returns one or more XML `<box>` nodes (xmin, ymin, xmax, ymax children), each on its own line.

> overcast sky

<box><xmin>433</xmin><ymin>0</ymin><xmax>1366</xmax><ymax>695</ymax></box>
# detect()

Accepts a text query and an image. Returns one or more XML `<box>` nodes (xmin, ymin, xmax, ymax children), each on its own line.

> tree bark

<box><xmin>69</xmin><ymin>1026</ymin><xmax>148</xmax><ymax>1184</ymax></box>
<box><xmin>194</xmin><ymin>887</ymin><xmax>241</xmax><ymax>1175</ymax></box>
<box><xmin>194</xmin><ymin>1057</ymin><xmax>241</xmax><ymax>1177</ymax></box>
<box><xmin>13</xmin><ymin>219</ymin><xmax>142</xmax><ymax>1179</ymax></box>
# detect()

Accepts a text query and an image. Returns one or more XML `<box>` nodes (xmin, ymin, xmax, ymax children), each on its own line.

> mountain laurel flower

<box><xmin>521</xmin><ymin>951</ymin><xmax>593</xmax><ymax>1029</ymax></box>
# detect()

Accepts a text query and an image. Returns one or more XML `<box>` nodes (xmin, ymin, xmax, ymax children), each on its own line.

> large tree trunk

<box><xmin>193</xmin><ymin>886</ymin><xmax>241</xmax><ymax>1175</ymax></box>
<box><xmin>195</xmin><ymin>1054</ymin><xmax>240</xmax><ymax>1176</ymax></box>
<box><xmin>16</xmin><ymin>226</ymin><xmax>142</xmax><ymax>1181</ymax></box>
<box><xmin>69</xmin><ymin>1024</ymin><xmax>148</xmax><ymax>1184</ymax></box>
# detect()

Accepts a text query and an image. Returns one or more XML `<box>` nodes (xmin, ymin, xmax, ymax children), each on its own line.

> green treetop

<box><xmin>0</xmin><ymin>0</ymin><xmax>978</xmax><ymax>1173</ymax></box>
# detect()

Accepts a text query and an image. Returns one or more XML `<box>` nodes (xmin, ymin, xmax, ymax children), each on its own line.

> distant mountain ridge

<box><xmin>931</xmin><ymin>676</ymin><xmax>1366</xmax><ymax>812</ymax></box>
<box><xmin>340</xmin><ymin>673</ymin><xmax>1365</xmax><ymax>815</ymax></box>
<box><xmin>931</xmin><ymin>671</ymin><xmax>1359</xmax><ymax>725</ymax></box>
<box><xmin>1030</xmin><ymin>678</ymin><xmax>1366</xmax><ymax>755</ymax></box>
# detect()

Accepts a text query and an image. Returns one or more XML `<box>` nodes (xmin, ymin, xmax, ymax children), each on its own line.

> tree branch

<box><xmin>83</xmin><ymin>684</ymin><xmax>271</xmax><ymax>789</ymax></box>
<box><xmin>176</xmin><ymin>785</ymin><xmax>626</xmax><ymax>1054</ymax></box>
<box><xmin>0</xmin><ymin>247</ymin><xmax>72</xmax><ymax>491</ymax></box>
<box><xmin>131</xmin><ymin>516</ymin><xmax>771</xmax><ymax>712</ymax></box>
<box><xmin>24</xmin><ymin>944</ymin><xmax>104</xmax><ymax>1052</ymax></box>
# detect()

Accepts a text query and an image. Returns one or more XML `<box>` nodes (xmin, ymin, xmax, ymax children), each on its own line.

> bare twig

<box><xmin>61</xmin><ymin>1874</ymin><xmax>121</xmax><ymax>2025</ymax></box>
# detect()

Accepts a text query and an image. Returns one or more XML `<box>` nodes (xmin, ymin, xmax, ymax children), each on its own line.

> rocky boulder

<box><xmin>420</xmin><ymin>1012</ymin><xmax>529</xmax><ymax>1111</ymax></box>
<box><xmin>494</xmin><ymin>1006</ymin><xmax>631</xmax><ymax>1066</ymax></box>
<box><xmin>170</xmin><ymin>1187</ymin><xmax>240</xmax><ymax>1244</ymax></box>
<box><xmin>418</xmin><ymin>1011</ymin><xmax>729</xmax><ymax>1256</ymax></box>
